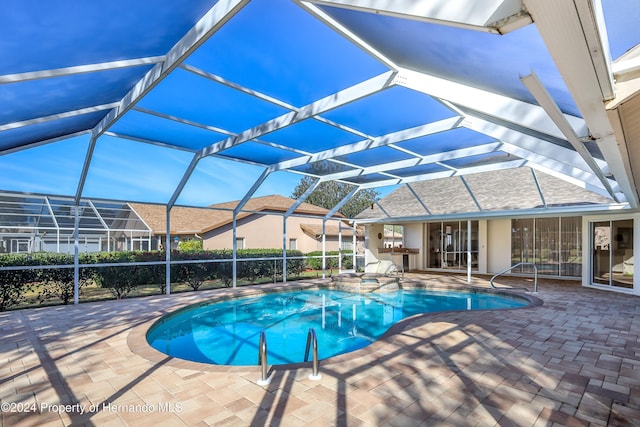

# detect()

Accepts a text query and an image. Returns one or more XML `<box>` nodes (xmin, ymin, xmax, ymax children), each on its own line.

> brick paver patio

<box><xmin>1</xmin><ymin>274</ymin><xmax>639</xmax><ymax>426</ymax></box>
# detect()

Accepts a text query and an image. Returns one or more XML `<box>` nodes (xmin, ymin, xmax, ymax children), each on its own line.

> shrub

<box><xmin>83</xmin><ymin>252</ymin><xmax>139</xmax><ymax>299</ymax></box>
<box><xmin>0</xmin><ymin>248</ymin><xmax>307</xmax><ymax>308</ymax></box>
<box><xmin>172</xmin><ymin>251</ymin><xmax>216</xmax><ymax>291</ymax></box>
<box><xmin>131</xmin><ymin>251</ymin><xmax>166</xmax><ymax>293</ymax></box>
<box><xmin>94</xmin><ymin>265</ymin><xmax>137</xmax><ymax>299</ymax></box>
<box><xmin>305</xmin><ymin>251</ymin><xmax>340</xmax><ymax>271</ymax></box>
<box><xmin>178</xmin><ymin>239</ymin><xmax>203</xmax><ymax>252</ymax></box>
<box><xmin>0</xmin><ymin>254</ymin><xmax>38</xmax><ymax>311</ymax></box>
<box><xmin>217</xmin><ymin>249</ymin><xmax>304</xmax><ymax>285</ymax></box>
<box><xmin>33</xmin><ymin>253</ymin><xmax>92</xmax><ymax>305</ymax></box>
<box><xmin>341</xmin><ymin>252</ymin><xmax>354</xmax><ymax>270</ymax></box>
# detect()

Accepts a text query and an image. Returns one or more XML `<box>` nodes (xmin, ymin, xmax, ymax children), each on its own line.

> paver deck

<box><xmin>1</xmin><ymin>273</ymin><xmax>640</xmax><ymax>426</ymax></box>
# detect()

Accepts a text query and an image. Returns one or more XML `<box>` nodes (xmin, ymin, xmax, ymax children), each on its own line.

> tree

<box><xmin>291</xmin><ymin>175</ymin><xmax>379</xmax><ymax>218</ymax></box>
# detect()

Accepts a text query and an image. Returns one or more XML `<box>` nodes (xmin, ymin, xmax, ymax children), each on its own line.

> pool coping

<box><xmin>127</xmin><ymin>280</ymin><xmax>542</xmax><ymax>375</ymax></box>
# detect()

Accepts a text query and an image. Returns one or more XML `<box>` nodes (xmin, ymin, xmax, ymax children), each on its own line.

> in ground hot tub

<box><xmin>331</xmin><ymin>272</ymin><xmax>399</xmax><ymax>292</ymax></box>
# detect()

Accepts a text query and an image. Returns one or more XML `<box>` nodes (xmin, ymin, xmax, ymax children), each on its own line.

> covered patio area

<box><xmin>1</xmin><ymin>275</ymin><xmax>639</xmax><ymax>426</ymax></box>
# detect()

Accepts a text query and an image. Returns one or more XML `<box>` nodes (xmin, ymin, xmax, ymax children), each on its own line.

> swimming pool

<box><xmin>147</xmin><ymin>288</ymin><xmax>528</xmax><ymax>366</ymax></box>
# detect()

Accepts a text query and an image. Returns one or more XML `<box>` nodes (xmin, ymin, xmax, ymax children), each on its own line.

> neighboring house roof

<box><xmin>130</xmin><ymin>195</ymin><xmax>342</xmax><ymax>235</ymax></box>
<box><xmin>128</xmin><ymin>203</ymin><xmax>223</xmax><ymax>235</ymax></box>
<box><xmin>357</xmin><ymin>168</ymin><xmax>614</xmax><ymax>220</ymax></box>
<box><xmin>300</xmin><ymin>223</ymin><xmax>363</xmax><ymax>239</ymax></box>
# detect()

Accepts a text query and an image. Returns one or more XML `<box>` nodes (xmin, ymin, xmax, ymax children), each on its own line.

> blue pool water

<box><xmin>147</xmin><ymin>288</ymin><xmax>528</xmax><ymax>366</ymax></box>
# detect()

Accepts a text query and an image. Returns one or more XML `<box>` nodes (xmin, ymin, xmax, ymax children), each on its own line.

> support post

<box><xmin>282</xmin><ymin>216</ymin><xmax>287</xmax><ymax>283</ymax></box>
<box><xmin>338</xmin><ymin>220</ymin><xmax>342</xmax><ymax>272</ymax></box>
<box><xmin>165</xmin><ymin>208</ymin><xmax>171</xmax><ymax>295</ymax></box>
<box><xmin>467</xmin><ymin>219</ymin><xmax>472</xmax><ymax>283</ymax></box>
<box><xmin>352</xmin><ymin>221</ymin><xmax>357</xmax><ymax>272</ymax></box>
<box><xmin>73</xmin><ymin>205</ymin><xmax>80</xmax><ymax>305</ymax></box>
<box><xmin>322</xmin><ymin>220</ymin><xmax>327</xmax><ymax>278</ymax></box>
<box><xmin>232</xmin><ymin>212</ymin><xmax>237</xmax><ymax>288</ymax></box>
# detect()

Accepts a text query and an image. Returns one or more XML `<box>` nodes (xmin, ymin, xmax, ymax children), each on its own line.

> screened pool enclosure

<box><xmin>0</xmin><ymin>192</ymin><xmax>151</xmax><ymax>254</ymax></box>
<box><xmin>1</xmin><ymin>0</ymin><xmax>640</xmax><ymax>299</ymax></box>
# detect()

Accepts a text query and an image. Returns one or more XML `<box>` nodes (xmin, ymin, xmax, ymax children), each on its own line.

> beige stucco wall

<box><xmin>487</xmin><ymin>218</ymin><xmax>512</xmax><ymax>274</ymax></box>
<box><xmin>477</xmin><ymin>220</ymin><xmax>488</xmax><ymax>274</ymax></box>
<box><xmin>365</xmin><ymin>224</ymin><xmax>386</xmax><ymax>264</ymax></box>
<box><xmin>201</xmin><ymin>215</ymin><xmax>348</xmax><ymax>253</ymax></box>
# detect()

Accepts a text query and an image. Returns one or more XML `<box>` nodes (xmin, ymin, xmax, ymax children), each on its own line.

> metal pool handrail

<box><xmin>489</xmin><ymin>262</ymin><xmax>538</xmax><ymax>293</ymax></box>
<box><xmin>257</xmin><ymin>331</ymin><xmax>270</xmax><ymax>385</ymax></box>
<box><xmin>304</xmin><ymin>328</ymin><xmax>321</xmax><ymax>380</ymax></box>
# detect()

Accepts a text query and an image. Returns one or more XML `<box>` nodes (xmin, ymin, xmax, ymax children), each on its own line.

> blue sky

<box><xmin>0</xmin><ymin>132</ymin><xmax>397</xmax><ymax>206</ymax></box>
<box><xmin>0</xmin><ymin>0</ymin><xmax>399</xmax><ymax>207</ymax></box>
<box><xmin>0</xmin><ymin>133</ymin><xmax>311</xmax><ymax>206</ymax></box>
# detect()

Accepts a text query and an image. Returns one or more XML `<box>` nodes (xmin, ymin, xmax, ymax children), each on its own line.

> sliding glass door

<box><xmin>591</xmin><ymin>219</ymin><xmax>634</xmax><ymax>289</ymax></box>
<box><xmin>426</xmin><ymin>221</ymin><xmax>478</xmax><ymax>271</ymax></box>
<box><xmin>511</xmin><ymin>216</ymin><xmax>581</xmax><ymax>277</ymax></box>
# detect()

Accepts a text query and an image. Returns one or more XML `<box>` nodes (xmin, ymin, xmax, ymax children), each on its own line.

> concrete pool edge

<box><xmin>127</xmin><ymin>278</ymin><xmax>542</xmax><ymax>375</ymax></box>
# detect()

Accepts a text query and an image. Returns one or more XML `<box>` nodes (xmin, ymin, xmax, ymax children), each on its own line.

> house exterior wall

<box><xmin>364</xmin><ymin>218</ymin><xmax>510</xmax><ymax>274</ymax></box>
<box><xmin>361</xmin><ymin>213</ymin><xmax>639</xmax><ymax>295</ymax></box>
<box><xmin>201</xmin><ymin>214</ymin><xmax>346</xmax><ymax>253</ymax></box>
<box><xmin>487</xmin><ymin>219</ymin><xmax>512</xmax><ymax>274</ymax></box>
<box><xmin>365</xmin><ymin>224</ymin><xmax>386</xmax><ymax>264</ymax></box>
<box><xmin>478</xmin><ymin>220</ymin><xmax>488</xmax><ymax>274</ymax></box>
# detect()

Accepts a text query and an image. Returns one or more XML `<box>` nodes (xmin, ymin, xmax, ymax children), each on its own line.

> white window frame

<box><xmin>236</xmin><ymin>237</ymin><xmax>245</xmax><ymax>250</ymax></box>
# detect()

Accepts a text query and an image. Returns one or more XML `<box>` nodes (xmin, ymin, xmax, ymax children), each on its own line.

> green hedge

<box><xmin>0</xmin><ymin>249</ymin><xmax>306</xmax><ymax>310</ymax></box>
<box><xmin>0</xmin><ymin>254</ymin><xmax>39</xmax><ymax>311</ymax></box>
<box><xmin>305</xmin><ymin>251</ymin><xmax>353</xmax><ymax>270</ymax></box>
<box><xmin>34</xmin><ymin>253</ymin><xmax>93</xmax><ymax>305</ymax></box>
<box><xmin>0</xmin><ymin>253</ymin><xmax>97</xmax><ymax>310</ymax></box>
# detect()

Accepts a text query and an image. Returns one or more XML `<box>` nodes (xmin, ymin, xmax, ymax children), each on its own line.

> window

<box><xmin>561</xmin><ymin>216</ymin><xmax>582</xmax><ymax>276</ymax></box>
<box><xmin>236</xmin><ymin>237</ymin><xmax>245</xmax><ymax>250</ymax></box>
<box><xmin>341</xmin><ymin>240</ymin><xmax>353</xmax><ymax>252</ymax></box>
<box><xmin>10</xmin><ymin>239</ymin><xmax>30</xmax><ymax>253</ymax></box>
<box><xmin>289</xmin><ymin>238</ymin><xmax>297</xmax><ymax>250</ymax></box>
<box><xmin>511</xmin><ymin>217</ymin><xmax>581</xmax><ymax>277</ymax></box>
<box><xmin>535</xmin><ymin>217</ymin><xmax>559</xmax><ymax>276</ymax></box>
<box><xmin>511</xmin><ymin>218</ymin><xmax>534</xmax><ymax>270</ymax></box>
<box><xmin>383</xmin><ymin>225</ymin><xmax>404</xmax><ymax>248</ymax></box>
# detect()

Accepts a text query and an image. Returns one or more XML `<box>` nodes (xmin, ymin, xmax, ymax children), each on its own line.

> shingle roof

<box><xmin>300</xmin><ymin>223</ymin><xmax>363</xmax><ymax>238</ymax></box>
<box><xmin>128</xmin><ymin>203</ymin><xmax>223</xmax><ymax>235</ymax></box>
<box><xmin>130</xmin><ymin>194</ymin><xmax>340</xmax><ymax>234</ymax></box>
<box><xmin>357</xmin><ymin>168</ymin><xmax>614</xmax><ymax>220</ymax></box>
